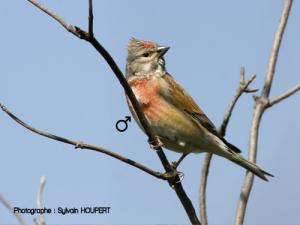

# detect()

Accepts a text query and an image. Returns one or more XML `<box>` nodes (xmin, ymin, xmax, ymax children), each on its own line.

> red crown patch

<box><xmin>140</xmin><ymin>41</ymin><xmax>154</xmax><ymax>48</ymax></box>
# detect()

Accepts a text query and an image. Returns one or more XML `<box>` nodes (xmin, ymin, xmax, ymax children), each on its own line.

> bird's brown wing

<box><xmin>160</xmin><ymin>73</ymin><xmax>218</xmax><ymax>131</ymax></box>
<box><xmin>160</xmin><ymin>73</ymin><xmax>241</xmax><ymax>153</ymax></box>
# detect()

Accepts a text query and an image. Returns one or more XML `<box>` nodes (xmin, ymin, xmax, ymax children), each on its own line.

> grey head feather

<box><xmin>126</xmin><ymin>38</ymin><xmax>168</xmax><ymax>79</ymax></box>
<box><xmin>127</xmin><ymin>37</ymin><xmax>158</xmax><ymax>61</ymax></box>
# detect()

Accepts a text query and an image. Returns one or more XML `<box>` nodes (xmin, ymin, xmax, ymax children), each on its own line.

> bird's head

<box><xmin>126</xmin><ymin>38</ymin><xmax>170</xmax><ymax>78</ymax></box>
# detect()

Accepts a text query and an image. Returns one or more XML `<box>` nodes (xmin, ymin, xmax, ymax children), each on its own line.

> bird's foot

<box><xmin>164</xmin><ymin>170</ymin><xmax>185</xmax><ymax>186</ymax></box>
<box><xmin>148</xmin><ymin>136</ymin><xmax>163</xmax><ymax>150</ymax></box>
<box><xmin>172</xmin><ymin>153</ymin><xmax>189</xmax><ymax>169</ymax></box>
<box><xmin>75</xmin><ymin>141</ymin><xmax>85</xmax><ymax>149</ymax></box>
<box><xmin>164</xmin><ymin>170</ymin><xmax>184</xmax><ymax>185</ymax></box>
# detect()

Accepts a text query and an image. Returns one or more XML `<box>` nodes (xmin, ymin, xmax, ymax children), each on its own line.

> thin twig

<box><xmin>220</xmin><ymin>70</ymin><xmax>257</xmax><ymax>136</ymax></box>
<box><xmin>26</xmin><ymin>0</ymin><xmax>79</xmax><ymax>37</ymax></box>
<box><xmin>15</xmin><ymin>1</ymin><xmax>202</xmax><ymax>223</ymax></box>
<box><xmin>199</xmin><ymin>67</ymin><xmax>258</xmax><ymax>225</ymax></box>
<box><xmin>0</xmin><ymin>194</ymin><xmax>27</xmax><ymax>225</ymax></box>
<box><xmin>235</xmin><ymin>1</ymin><xmax>294</xmax><ymax>224</ymax></box>
<box><xmin>88</xmin><ymin>0</ymin><xmax>94</xmax><ymax>36</ymax></box>
<box><xmin>262</xmin><ymin>1</ymin><xmax>293</xmax><ymax>98</ymax></box>
<box><xmin>0</xmin><ymin>102</ymin><xmax>166</xmax><ymax>180</ymax></box>
<box><xmin>268</xmin><ymin>83</ymin><xmax>300</xmax><ymax>107</ymax></box>
<box><xmin>35</xmin><ymin>176</ymin><xmax>46</xmax><ymax>225</ymax></box>
<box><xmin>199</xmin><ymin>153</ymin><xmax>212</xmax><ymax>225</ymax></box>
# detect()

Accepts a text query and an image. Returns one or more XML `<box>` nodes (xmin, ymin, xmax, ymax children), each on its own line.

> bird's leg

<box><xmin>172</xmin><ymin>153</ymin><xmax>189</xmax><ymax>169</ymax></box>
<box><xmin>148</xmin><ymin>136</ymin><xmax>163</xmax><ymax>150</ymax></box>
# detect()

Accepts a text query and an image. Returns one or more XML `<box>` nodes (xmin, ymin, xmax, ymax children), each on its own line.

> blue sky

<box><xmin>1</xmin><ymin>1</ymin><xmax>299</xmax><ymax>224</ymax></box>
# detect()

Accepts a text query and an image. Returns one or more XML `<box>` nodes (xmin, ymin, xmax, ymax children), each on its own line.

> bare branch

<box><xmin>268</xmin><ymin>83</ymin><xmax>300</xmax><ymax>107</ymax></box>
<box><xmin>88</xmin><ymin>0</ymin><xmax>94</xmax><ymax>36</ymax></box>
<box><xmin>34</xmin><ymin>176</ymin><xmax>46</xmax><ymax>225</ymax></box>
<box><xmin>235</xmin><ymin>104</ymin><xmax>262</xmax><ymax>225</ymax></box>
<box><xmin>35</xmin><ymin>176</ymin><xmax>46</xmax><ymax>225</ymax></box>
<box><xmin>220</xmin><ymin>69</ymin><xmax>257</xmax><ymax>136</ymax></box>
<box><xmin>199</xmin><ymin>153</ymin><xmax>212</xmax><ymax>225</ymax></box>
<box><xmin>0</xmin><ymin>194</ymin><xmax>27</xmax><ymax>225</ymax></box>
<box><xmin>37</xmin><ymin>176</ymin><xmax>46</xmax><ymax>212</ymax></box>
<box><xmin>26</xmin><ymin>0</ymin><xmax>83</xmax><ymax>37</ymax></box>
<box><xmin>0</xmin><ymin>102</ymin><xmax>166</xmax><ymax>180</ymax></box>
<box><xmin>199</xmin><ymin>68</ymin><xmax>258</xmax><ymax>225</ymax></box>
<box><xmin>235</xmin><ymin>1</ymin><xmax>294</xmax><ymax>224</ymax></box>
<box><xmin>262</xmin><ymin>0</ymin><xmax>293</xmax><ymax>98</ymax></box>
<box><xmin>239</xmin><ymin>67</ymin><xmax>259</xmax><ymax>93</ymax></box>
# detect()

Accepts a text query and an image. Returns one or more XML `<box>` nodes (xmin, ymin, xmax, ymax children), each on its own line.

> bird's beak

<box><xmin>157</xmin><ymin>46</ymin><xmax>170</xmax><ymax>56</ymax></box>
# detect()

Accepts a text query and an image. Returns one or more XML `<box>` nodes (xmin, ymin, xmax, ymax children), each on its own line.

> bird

<box><xmin>125</xmin><ymin>38</ymin><xmax>273</xmax><ymax>181</ymax></box>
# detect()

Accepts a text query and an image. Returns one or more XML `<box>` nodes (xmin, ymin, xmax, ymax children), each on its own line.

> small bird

<box><xmin>125</xmin><ymin>38</ymin><xmax>273</xmax><ymax>181</ymax></box>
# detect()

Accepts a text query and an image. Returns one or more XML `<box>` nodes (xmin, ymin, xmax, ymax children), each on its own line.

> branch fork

<box><xmin>199</xmin><ymin>67</ymin><xmax>259</xmax><ymax>225</ymax></box>
<box><xmin>235</xmin><ymin>1</ymin><xmax>296</xmax><ymax>224</ymax></box>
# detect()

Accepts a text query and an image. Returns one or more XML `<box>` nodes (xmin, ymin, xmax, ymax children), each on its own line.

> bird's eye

<box><xmin>143</xmin><ymin>52</ymin><xmax>150</xmax><ymax>57</ymax></box>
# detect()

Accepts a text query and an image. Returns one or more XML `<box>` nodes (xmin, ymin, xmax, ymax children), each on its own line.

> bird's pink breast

<box><xmin>127</xmin><ymin>76</ymin><xmax>205</xmax><ymax>153</ymax></box>
<box><xmin>128</xmin><ymin>77</ymin><xmax>195</xmax><ymax>138</ymax></box>
<box><xmin>128</xmin><ymin>76</ymin><xmax>170</xmax><ymax>120</ymax></box>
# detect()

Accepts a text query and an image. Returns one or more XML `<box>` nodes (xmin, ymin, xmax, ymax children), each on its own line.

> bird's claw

<box><xmin>175</xmin><ymin>171</ymin><xmax>184</xmax><ymax>183</ymax></box>
<box><xmin>164</xmin><ymin>170</ymin><xmax>185</xmax><ymax>187</ymax></box>
<box><xmin>171</xmin><ymin>161</ymin><xmax>179</xmax><ymax>170</ymax></box>
<box><xmin>75</xmin><ymin>141</ymin><xmax>84</xmax><ymax>149</ymax></box>
<box><xmin>148</xmin><ymin>136</ymin><xmax>163</xmax><ymax>150</ymax></box>
<box><xmin>171</xmin><ymin>153</ymin><xmax>189</xmax><ymax>169</ymax></box>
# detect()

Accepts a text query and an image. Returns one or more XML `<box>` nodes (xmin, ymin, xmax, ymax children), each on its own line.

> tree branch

<box><xmin>88</xmin><ymin>0</ymin><xmax>94</xmax><ymax>37</ymax></box>
<box><xmin>199</xmin><ymin>67</ymin><xmax>258</xmax><ymax>225</ymax></box>
<box><xmin>26</xmin><ymin>0</ymin><xmax>81</xmax><ymax>37</ymax></box>
<box><xmin>235</xmin><ymin>1</ymin><xmax>294</xmax><ymax>224</ymax></box>
<box><xmin>199</xmin><ymin>153</ymin><xmax>212</xmax><ymax>225</ymax></box>
<box><xmin>220</xmin><ymin>69</ymin><xmax>257</xmax><ymax>136</ymax></box>
<box><xmin>0</xmin><ymin>102</ymin><xmax>166</xmax><ymax>180</ymax></box>
<box><xmin>262</xmin><ymin>1</ymin><xmax>293</xmax><ymax>98</ymax></box>
<box><xmin>268</xmin><ymin>83</ymin><xmax>300</xmax><ymax>107</ymax></box>
<box><xmin>35</xmin><ymin>176</ymin><xmax>46</xmax><ymax>225</ymax></box>
<box><xmin>0</xmin><ymin>194</ymin><xmax>27</xmax><ymax>225</ymax></box>
<box><xmin>19</xmin><ymin>1</ymin><xmax>201</xmax><ymax>224</ymax></box>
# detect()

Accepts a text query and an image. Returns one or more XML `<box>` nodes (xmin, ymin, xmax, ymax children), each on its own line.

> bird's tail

<box><xmin>223</xmin><ymin>150</ymin><xmax>274</xmax><ymax>181</ymax></box>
